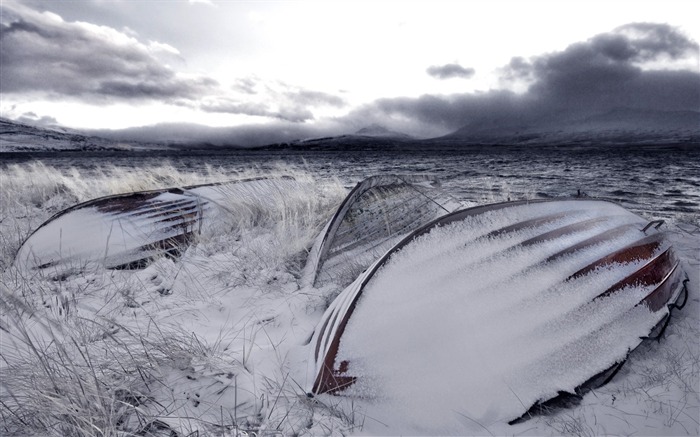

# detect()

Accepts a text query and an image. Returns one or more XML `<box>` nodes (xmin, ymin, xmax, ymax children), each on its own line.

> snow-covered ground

<box><xmin>1</xmin><ymin>162</ymin><xmax>698</xmax><ymax>436</ymax></box>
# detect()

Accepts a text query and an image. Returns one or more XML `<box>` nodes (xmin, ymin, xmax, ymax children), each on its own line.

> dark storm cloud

<box><xmin>526</xmin><ymin>22</ymin><xmax>699</xmax><ymax>112</ymax></box>
<box><xmin>0</xmin><ymin>3</ymin><xmax>218</xmax><ymax>102</ymax></box>
<box><xmin>349</xmin><ymin>23</ymin><xmax>699</xmax><ymax>134</ymax></box>
<box><xmin>426</xmin><ymin>63</ymin><xmax>476</xmax><ymax>79</ymax></box>
<box><xmin>370</xmin><ymin>91</ymin><xmax>521</xmax><ymax>129</ymax></box>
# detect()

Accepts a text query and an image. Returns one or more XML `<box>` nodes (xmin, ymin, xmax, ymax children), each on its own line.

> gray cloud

<box><xmin>612</xmin><ymin>22</ymin><xmax>699</xmax><ymax>61</ymax></box>
<box><xmin>95</xmin><ymin>19</ymin><xmax>700</xmax><ymax>147</ymax></box>
<box><xmin>349</xmin><ymin>23</ymin><xmax>699</xmax><ymax>135</ymax></box>
<box><xmin>97</xmin><ymin>78</ymin><xmax>217</xmax><ymax>100</ymax></box>
<box><xmin>527</xmin><ymin>23</ymin><xmax>699</xmax><ymax>113</ymax></box>
<box><xmin>201</xmin><ymin>85</ymin><xmax>346</xmax><ymax>122</ymax></box>
<box><xmin>233</xmin><ymin>77</ymin><xmax>259</xmax><ymax>94</ymax></box>
<box><xmin>500</xmin><ymin>57</ymin><xmax>533</xmax><ymax>82</ymax></box>
<box><xmin>0</xmin><ymin>3</ymin><xmax>218</xmax><ymax>102</ymax></box>
<box><xmin>426</xmin><ymin>63</ymin><xmax>476</xmax><ymax>79</ymax></box>
<box><xmin>286</xmin><ymin>89</ymin><xmax>346</xmax><ymax>108</ymax></box>
<box><xmin>16</xmin><ymin>111</ymin><xmax>58</xmax><ymax>127</ymax></box>
<box><xmin>201</xmin><ymin>98</ymin><xmax>314</xmax><ymax>122</ymax></box>
<box><xmin>201</xmin><ymin>100</ymin><xmax>273</xmax><ymax>117</ymax></box>
<box><xmin>276</xmin><ymin>105</ymin><xmax>315</xmax><ymax>123</ymax></box>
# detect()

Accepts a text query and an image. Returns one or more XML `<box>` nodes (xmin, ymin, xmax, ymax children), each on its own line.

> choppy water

<box><xmin>2</xmin><ymin>144</ymin><xmax>699</xmax><ymax>223</ymax></box>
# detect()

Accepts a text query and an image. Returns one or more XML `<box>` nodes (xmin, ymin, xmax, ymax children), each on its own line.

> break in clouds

<box><xmin>1</xmin><ymin>0</ymin><xmax>698</xmax><ymax>144</ymax></box>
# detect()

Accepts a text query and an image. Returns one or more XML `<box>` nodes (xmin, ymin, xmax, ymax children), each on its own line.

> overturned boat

<box><xmin>301</xmin><ymin>174</ymin><xmax>463</xmax><ymax>289</ymax></box>
<box><xmin>306</xmin><ymin>198</ymin><xmax>688</xmax><ymax>426</ymax></box>
<box><xmin>14</xmin><ymin>177</ymin><xmax>301</xmax><ymax>273</ymax></box>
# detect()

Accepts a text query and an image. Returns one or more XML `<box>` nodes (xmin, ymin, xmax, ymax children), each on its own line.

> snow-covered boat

<box><xmin>306</xmin><ymin>198</ymin><xmax>688</xmax><ymax>424</ymax></box>
<box><xmin>14</xmin><ymin>177</ymin><xmax>300</xmax><ymax>273</ymax></box>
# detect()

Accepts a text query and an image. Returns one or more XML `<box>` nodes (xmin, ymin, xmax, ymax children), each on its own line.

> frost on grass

<box><xmin>0</xmin><ymin>162</ymin><xmax>243</xmax><ymax>270</ymax></box>
<box><xmin>0</xmin><ymin>163</ymin><xmax>353</xmax><ymax>436</ymax></box>
<box><xmin>0</xmin><ymin>163</ymin><xmax>698</xmax><ymax>436</ymax></box>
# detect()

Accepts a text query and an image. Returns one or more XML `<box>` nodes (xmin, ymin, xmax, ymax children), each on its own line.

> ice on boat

<box><xmin>306</xmin><ymin>198</ymin><xmax>688</xmax><ymax>428</ymax></box>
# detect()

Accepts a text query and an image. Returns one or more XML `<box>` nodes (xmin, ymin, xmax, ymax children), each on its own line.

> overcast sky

<box><xmin>1</xmin><ymin>0</ymin><xmax>698</xmax><ymax>144</ymax></box>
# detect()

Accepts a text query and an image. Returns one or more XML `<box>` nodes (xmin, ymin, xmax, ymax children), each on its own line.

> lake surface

<box><xmin>2</xmin><ymin>144</ymin><xmax>699</xmax><ymax>223</ymax></box>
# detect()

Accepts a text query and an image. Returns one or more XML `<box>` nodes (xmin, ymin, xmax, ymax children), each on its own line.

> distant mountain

<box><xmin>443</xmin><ymin>108</ymin><xmax>700</xmax><ymax>145</ymax></box>
<box><xmin>578</xmin><ymin>108</ymin><xmax>700</xmax><ymax>131</ymax></box>
<box><xmin>265</xmin><ymin>125</ymin><xmax>416</xmax><ymax>151</ymax></box>
<box><xmin>4</xmin><ymin>107</ymin><xmax>696</xmax><ymax>153</ymax></box>
<box><xmin>272</xmin><ymin>110</ymin><xmax>699</xmax><ymax>150</ymax></box>
<box><xmin>354</xmin><ymin>124</ymin><xmax>412</xmax><ymax>139</ymax></box>
<box><xmin>0</xmin><ymin>117</ymin><xmax>167</xmax><ymax>152</ymax></box>
<box><xmin>268</xmin><ymin>135</ymin><xmax>413</xmax><ymax>151</ymax></box>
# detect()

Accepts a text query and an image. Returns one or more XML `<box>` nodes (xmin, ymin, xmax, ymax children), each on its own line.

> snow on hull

<box><xmin>301</xmin><ymin>174</ymin><xmax>463</xmax><ymax>289</ymax></box>
<box><xmin>306</xmin><ymin>199</ymin><xmax>687</xmax><ymax>430</ymax></box>
<box><xmin>14</xmin><ymin>177</ymin><xmax>299</xmax><ymax>274</ymax></box>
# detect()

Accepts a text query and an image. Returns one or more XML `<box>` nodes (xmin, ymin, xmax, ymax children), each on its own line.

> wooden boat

<box><xmin>14</xmin><ymin>177</ymin><xmax>300</xmax><ymax>274</ymax></box>
<box><xmin>306</xmin><ymin>198</ymin><xmax>688</xmax><ymax>423</ymax></box>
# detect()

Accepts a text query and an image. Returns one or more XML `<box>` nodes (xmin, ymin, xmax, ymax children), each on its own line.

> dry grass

<box><xmin>0</xmin><ymin>163</ymin><xmax>349</xmax><ymax>436</ymax></box>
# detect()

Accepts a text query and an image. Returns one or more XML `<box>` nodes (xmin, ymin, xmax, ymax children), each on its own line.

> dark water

<box><xmin>2</xmin><ymin>144</ymin><xmax>699</xmax><ymax>223</ymax></box>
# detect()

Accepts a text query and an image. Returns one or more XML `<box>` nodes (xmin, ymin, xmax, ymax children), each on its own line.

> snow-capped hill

<box><xmin>0</xmin><ymin>117</ymin><xmax>161</xmax><ymax>152</ymax></box>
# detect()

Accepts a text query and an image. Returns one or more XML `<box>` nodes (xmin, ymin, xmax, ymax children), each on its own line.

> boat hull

<box><xmin>306</xmin><ymin>199</ymin><xmax>687</xmax><ymax>424</ymax></box>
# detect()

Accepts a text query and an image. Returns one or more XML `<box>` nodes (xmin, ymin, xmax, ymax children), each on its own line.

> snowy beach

<box><xmin>1</xmin><ymin>150</ymin><xmax>698</xmax><ymax>436</ymax></box>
